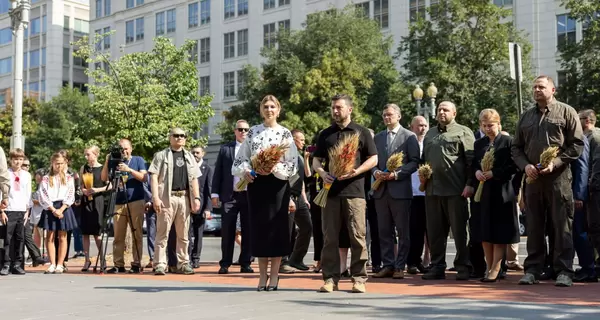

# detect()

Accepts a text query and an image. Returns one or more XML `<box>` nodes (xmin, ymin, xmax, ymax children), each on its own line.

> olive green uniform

<box><xmin>586</xmin><ymin>127</ymin><xmax>600</xmax><ymax>258</ymax></box>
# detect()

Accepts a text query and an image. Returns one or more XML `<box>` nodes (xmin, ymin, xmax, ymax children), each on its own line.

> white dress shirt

<box><xmin>6</xmin><ymin>168</ymin><xmax>32</xmax><ymax>212</ymax></box>
<box><xmin>39</xmin><ymin>174</ymin><xmax>76</xmax><ymax>209</ymax></box>
<box><xmin>411</xmin><ymin>139</ymin><xmax>425</xmax><ymax>196</ymax></box>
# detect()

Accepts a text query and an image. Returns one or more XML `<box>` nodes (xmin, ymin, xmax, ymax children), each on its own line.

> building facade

<box><xmin>0</xmin><ymin>0</ymin><xmax>90</xmax><ymax>107</ymax></box>
<box><xmin>89</xmin><ymin>0</ymin><xmax>586</xmax><ymax>161</ymax></box>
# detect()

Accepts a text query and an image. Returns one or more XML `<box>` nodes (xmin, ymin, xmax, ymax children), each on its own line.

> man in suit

<box><xmin>211</xmin><ymin>120</ymin><xmax>254</xmax><ymax>274</ymax></box>
<box><xmin>188</xmin><ymin>146</ymin><xmax>214</xmax><ymax>268</ymax></box>
<box><xmin>371</xmin><ymin>104</ymin><xmax>420</xmax><ymax>279</ymax></box>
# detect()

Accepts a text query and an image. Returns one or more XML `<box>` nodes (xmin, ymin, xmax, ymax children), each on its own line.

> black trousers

<box><xmin>407</xmin><ymin>196</ymin><xmax>427</xmax><ymax>267</ymax></box>
<box><xmin>1</xmin><ymin>211</ymin><xmax>25</xmax><ymax>267</ymax></box>
<box><xmin>189</xmin><ymin>214</ymin><xmax>205</xmax><ymax>264</ymax></box>
<box><xmin>366</xmin><ymin>197</ymin><xmax>381</xmax><ymax>268</ymax></box>
<box><xmin>288</xmin><ymin>197</ymin><xmax>312</xmax><ymax>264</ymax></box>
<box><xmin>219</xmin><ymin>191</ymin><xmax>252</xmax><ymax>268</ymax></box>
<box><xmin>468</xmin><ymin>201</ymin><xmax>486</xmax><ymax>275</ymax></box>
<box><xmin>21</xmin><ymin>223</ymin><xmax>42</xmax><ymax>269</ymax></box>
<box><xmin>311</xmin><ymin>197</ymin><xmax>323</xmax><ymax>261</ymax></box>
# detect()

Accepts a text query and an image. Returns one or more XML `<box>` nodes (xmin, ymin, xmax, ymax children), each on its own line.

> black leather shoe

<box><xmin>288</xmin><ymin>261</ymin><xmax>309</xmax><ymax>271</ymax></box>
<box><xmin>407</xmin><ymin>266</ymin><xmax>419</xmax><ymax>275</ymax></box>
<box><xmin>240</xmin><ymin>266</ymin><xmax>254</xmax><ymax>273</ymax></box>
<box><xmin>11</xmin><ymin>266</ymin><xmax>26</xmax><ymax>275</ymax></box>
<box><xmin>422</xmin><ymin>271</ymin><xmax>446</xmax><ymax>280</ymax></box>
<box><xmin>192</xmin><ymin>261</ymin><xmax>201</xmax><ymax>269</ymax></box>
<box><xmin>128</xmin><ymin>266</ymin><xmax>142</xmax><ymax>274</ymax></box>
<box><xmin>107</xmin><ymin>267</ymin><xmax>126</xmax><ymax>274</ymax></box>
<box><xmin>0</xmin><ymin>265</ymin><xmax>10</xmax><ymax>276</ymax></box>
<box><xmin>573</xmin><ymin>272</ymin><xmax>599</xmax><ymax>283</ymax></box>
<box><xmin>218</xmin><ymin>267</ymin><xmax>229</xmax><ymax>274</ymax></box>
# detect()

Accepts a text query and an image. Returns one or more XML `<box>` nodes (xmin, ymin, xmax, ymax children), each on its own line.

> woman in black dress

<box><xmin>80</xmin><ymin>146</ymin><xmax>109</xmax><ymax>272</ymax></box>
<box><xmin>232</xmin><ymin>95</ymin><xmax>298</xmax><ymax>291</ymax></box>
<box><xmin>471</xmin><ymin>109</ymin><xmax>519</xmax><ymax>282</ymax></box>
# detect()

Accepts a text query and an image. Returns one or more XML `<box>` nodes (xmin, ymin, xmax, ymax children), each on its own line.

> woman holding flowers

<box><xmin>232</xmin><ymin>95</ymin><xmax>298</xmax><ymax>291</ymax></box>
<box><xmin>470</xmin><ymin>109</ymin><xmax>519</xmax><ymax>282</ymax></box>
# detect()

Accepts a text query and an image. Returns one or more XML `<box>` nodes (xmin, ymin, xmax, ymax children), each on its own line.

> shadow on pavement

<box><xmin>93</xmin><ymin>285</ymin><xmax>315</xmax><ymax>293</ymax></box>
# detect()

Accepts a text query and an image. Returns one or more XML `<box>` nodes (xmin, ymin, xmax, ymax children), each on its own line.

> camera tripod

<box><xmin>93</xmin><ymin>170</ymin><xmax>142</xmax><ymax>274</ymax></box>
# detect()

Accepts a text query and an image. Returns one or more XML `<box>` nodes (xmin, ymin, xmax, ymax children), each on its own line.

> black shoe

<box><xmin>240</xmin><ymin>266</ymin><xmax>254</xmax><ymax>273</ymax></box>
<box><xmin>470</xmin><ymin>271</ymin><xmax>485</xmax><ymax>279</ymax></box>
<box><xmin>341</xmin><ymin>269</ymin><xmax>351</xmax><ymax>278</ymax></box>
<box><xmin>447</xmin><ymin>267</ymin><xmax>457</xmax><ymax>271</ymax></box>
<box><xmin>107</xmin><ymin>267</ymin><xmax>126</xmax><ymax>274</ymax></box>
<box><xmin>406</xmin><ymin>266</ymin><xmax>419</xmax><ymax>275</ymax></box>
<box><xmin>11</xmin><ymin>266</ymin><xmax>26</xmax><ymax>275</ymax></box>
<box><xmin>417</xmin><ymin>264</ymin><xmax>428</xmax><ymax>274</ymax></box>
<box><xmin>192</xmin><ymin>261</ymin><xmax>201</xmax><ymax>269</ymax></box>
<box><xmin>573</xmin><ymin>272</ymin><xmax>599</xmax><ymax>283</ymax></box>
<box><xmin>0</xmin><ymin>265</ymin><xmax>10</xmax><ymax>276</ymax></box>
<box><xmin>267</xmin><ymin>276</ymin><xmax>279</xmax><ymax>291</ymax></box>
<box><xmin>422</xmin><ymin>270</ymin><xmax>446</xmax><ymax>280</ymax></box>
<box><xmin>481</xmin><ymin>276</ymin><xmax>498</xmax><ymax>283</ymax></box>
<box><xmin>456</xmin><ymin>270</ymin><xmax>470</xmax><ymax>281</ymax></box>
<box><xmin>218</xmin><ymin>267</ymin><xmax>229</xmax><ymax>274</ymax></box>
<box><xmin>32</xmin><ymin>257</ymin><xmax>47</xmax><ymax>268</ymax></box>
<box><xmin>539</xmin><ymin>272</ymin><xmax>555</xmax><ymax>281</ymax></box>
<box><xmin>371</xmin><ymin>266</ymin><xmax>382</xmax><ymax>274</ymax></box>
<box><xmin>128</xmin><ymin>266</ymin><xmax>142</xmax><ymax>274</ymax></box>
<box><xmin>288</xmin><ymin>261</ymin><xmax>309</xmax><ymax>271</ymax></box>
<box><xmin>258</xmin><ymin>275</ymin><xmax>269</xmax><ymax>292</ymax></box>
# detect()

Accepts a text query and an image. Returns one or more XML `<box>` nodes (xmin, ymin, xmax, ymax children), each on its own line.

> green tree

<box><xmin>398</xmin><ymin>0</ymin><xmax>534</xmax><ymax>132</ymax></box>
<box><xmin>72</xmin><ymin>35</ymin><xmax>214</xmax><ymax>160</ymax></box>
<box><xmin>218</xmin><ymin>6</ymin><xmax>409</xmax><ymax>143</ymax></box>
<box><xmin>556</xmin><ymin>1</ymin><xmax>600</xmax><ymax>110</ymax></box>
<box><xmin>0</xmin><ymin>97</ymin><xmax>42</xmax><ymax>149</ymax></box>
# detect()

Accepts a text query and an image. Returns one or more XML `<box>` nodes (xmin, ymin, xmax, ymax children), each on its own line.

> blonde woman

<box><xmin>38</xmin><ymin>152</ymin><xmax>77</xmax><ymax>274</ymax></box>
<box><xmin>80</xmin><ymin>146</ymin><xmax>110</xmax><ymax>272</ymax></box>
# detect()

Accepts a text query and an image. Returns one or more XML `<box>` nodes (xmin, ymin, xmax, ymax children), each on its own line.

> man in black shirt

<box><xmin>312</xmin><ymin>94</ymin><xmax>378</xmax><ymax>293</ymax></box>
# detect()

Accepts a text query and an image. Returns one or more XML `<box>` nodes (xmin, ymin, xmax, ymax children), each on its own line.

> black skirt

<box><xmin>247</xmin><ymin>174</ymin><xmax>291</xmax><ymax>258</ymax></box>
<box><xmin>38</xmin><ymin>201</ymin><xmax>78</xmax><ymax>232</ymax></box>
<box><xmin>80</xmin><ymin>194</ymin><xmax>105</xmax><ymax>236</ymax></box>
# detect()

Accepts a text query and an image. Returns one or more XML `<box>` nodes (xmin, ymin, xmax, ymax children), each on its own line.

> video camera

<box><xmin>107</xmin><ymin>143</ymin><xmax>125</xmax><ymax>175</ymax></box>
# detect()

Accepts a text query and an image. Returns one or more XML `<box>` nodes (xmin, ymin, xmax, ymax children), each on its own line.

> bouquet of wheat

<box><xmin>313</xmin><ymin>133</ymin><xmax>360</xmax><ymax>208</ymax></box>
<box><xmin>235</xmin><ymin>143</ymin><xmax>290</xmax><ymax>191</ymax></box>
<box><xmin>417</xmin><ymin>163</ymin><xmax>432</xmax><ymax>192</ymax></box>
<box><xmin>526</xmin><ymin>146</ymin><xmax>559</xmax><ymax>184</ymax></box>
<box><xmin>371</xmin><ymin>152</ymin><xmax>404</xmax><ymax>191</ymax></box>
<box><xmin>82</xmin><ymin>172</ymin><xmax>94</xmax><ymax>201</ymax></box>
<box><xmin>474</xmin><ymin>148</ymin><xmax>495</xmax><ymax>202</ymax></box>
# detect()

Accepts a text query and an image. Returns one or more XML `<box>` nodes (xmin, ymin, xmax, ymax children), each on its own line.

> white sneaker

<box><xmin>44</xmin><ymin>265</ymin><xmax>56</xmax><ymax>274</ymax></box>
<box><xmin>55</xmin><ymin>265</ymin><xmax>64</xmax><ymax>274</ymax></box>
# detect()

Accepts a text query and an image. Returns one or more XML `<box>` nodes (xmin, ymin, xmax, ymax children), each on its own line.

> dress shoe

<box><xmin>267</xmin><ymin>276</ymin><xmax>279</xmax><ymax>291</ymax></box>
<box><xmin>33</xmin><ymin>257</ymin><xmax>48</xmax><ymax>267</ymax></box>
<box><xmin>392</xmin><ymin>269</ymin><xmax>405</xmax><ymax>279</ymax></box>
<box><xmin>573</xmin><ymin>272</ymin><xmax>598</xmax><ymax>283</ymax></box>
<box><xmin>422</xmin><ymin>270</ymin><xmax>445</xmax><ymax>280</ymax></box>
<box><xmin>128</xmin><ymin>266</ymin><xmax>142</xmax><ymax>274</ymax></box>
<box><xmin>506</xmin><ymin>262</ymin><xmax>524</xmax><ymax>271</ymax></box>
<box><xmin>279</xmin><ymin>264</ymin><xmax>295</xmax><ymax>274</ymax></box>
<box><xmin>192</xmin><ymin>261</ymin><xmax>201</xmax><ymax>269</ymax></box>
<box><xmin>406</xmin><ymin>266</ymin><xmax>419</xmax><ymax>275</ymax></box>
<box><xmin>372</xmin><ymin>266</ymin><xmax>394</xmax><ymax>278</ymax></box>
<box><xmin>107</xmin><ymin>267</ymin><xmax>126</xmax><ymax>274</ymax></box>
<box><xmin>456</xmin><ymin>270</ymin><xmax>470</xmax><ymax>281</ymax></box>
<box><xmin>240</xmin><ymin>266</ymin><xmax>254</xmax><ymax>273</ymax></box>
<box><xmin>288</xmin><ymin>261</ymin><xmax>309</xmax><ymax>271</ymax></box>
<box><xmin>218</xmin><ymin>267</ymin><xmax>229</xmax><ymax>274</ymax></box>
<box><xmin>469</xmin><ymin>271</ymin><xmax>485</xmax><ymax>279</ymax></box>
<box><xmin>11</xmin><ymin>266</ymin><xmax>26</xmax><ymax>275</ymax></box>
<box><xmin>341</xmin><ymin>269</ymin><xmax>351</xmax><ymax>278</ymax></box>
<box><xmin>0</xmin><ymin>265</ymin><xmax>10</xmax><ymax>276</ymax></box>
<box><xmin>371</xmin><ymin>265</ymin><xmax>382</xmax><ymax>274</ymax></box>
<box><xmin>258</xmin><ymin>275</ymin><xmax>269</xmax><ymax>292</ymax></box>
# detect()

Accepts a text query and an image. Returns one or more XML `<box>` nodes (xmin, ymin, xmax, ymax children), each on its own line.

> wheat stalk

<box><xmin>417</xmin><ymin>163</ymin><xmax>432</xmax><ymax>192</ymax></box>
<box><xmin>372</xmin><ymin>152</ymin><xmax>404</xmax><ymax>191</ymax></box>
<box><xmin>474</xmin><ymin>147</ymin><xmax>495</xmax><ymax>202</ymax></box>
<box><xmin>526</xmin><ymin>146</ymin><xmax>559</xmax><ymax>184</ymax></box>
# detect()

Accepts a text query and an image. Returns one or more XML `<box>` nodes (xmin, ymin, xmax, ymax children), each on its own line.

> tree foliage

<box><xmin>0</xmin><ymin>97</ymin><xmax>42</xmax><ymax>149</ymax></box>
<box><xmin>73</xmin><ymin>35</ymin><xmax>214</xmax><ymax>160</ymax></box>
<box><xmin>557</xmin><ymin>0</ymin><xmax>600</xmax><ymax>110</ymax></box>
<box><xmin>398</xmin><ymin>0</ymin><xmax>534</xmax><ymax>132</ymax></box>
<box><xmin>218</xmin><ymin>6</ymin><xmax>409</xmax><ymax>143</ymax></box>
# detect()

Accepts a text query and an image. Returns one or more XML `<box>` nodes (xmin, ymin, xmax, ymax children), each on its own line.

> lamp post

<box><xmin>9</xmin><ymin>0</ymin><xmax>29</xmax><ymax>150</ymax></box>
<box><xmin>413</xmin><ymin>82</ymin><xmax>438</xmax><ymax>120</ymax></box>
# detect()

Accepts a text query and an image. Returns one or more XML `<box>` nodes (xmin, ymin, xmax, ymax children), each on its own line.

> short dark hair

<box><xmin>534</xmin><ymin>75</ymin><xmax>555</xmax><ymax>88</ymax></box>
<box><xmin>331</xmin><ymin>94</ymin><xmax>353</xmax><ymax>108</ymax></box>
<box><xmin>580</xmin><ymin>109</ymin><xmax>597</xmax><ymax>124</ymax></box>
<box><xmin>291</xmin><ymin>129</ymin><xmax>304</xmax><ymax>136</ymax></box>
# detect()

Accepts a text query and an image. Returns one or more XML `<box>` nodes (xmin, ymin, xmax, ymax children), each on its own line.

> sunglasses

<box><xmin>22</xmin><ymin>164</ymin><xmax>30</xmax><ymax>167</ymax></box>
<box><xmin>236</xmin><ymin>128</ymin><xmax>249</xmax><ymax>132</ymax></box>
<box><xmin>172</xmin><ymin>134</ymin><xmax>187</xmax><ymax>138</ymax></box>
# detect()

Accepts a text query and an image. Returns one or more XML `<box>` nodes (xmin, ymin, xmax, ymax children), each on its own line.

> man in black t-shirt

<box><xmin>312</xmin><ymin>94</ymin><xmax>378</xmax><ymax>293</ymax></box>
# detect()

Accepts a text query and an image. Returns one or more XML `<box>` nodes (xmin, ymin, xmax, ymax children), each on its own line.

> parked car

<box><xmin>204</xmin><ymin>211</ymin><xmax>222</xmax><ymax>236</ymax></box>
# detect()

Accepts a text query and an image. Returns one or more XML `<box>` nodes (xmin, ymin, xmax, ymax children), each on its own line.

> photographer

<box><xmin>101</xmin><ymin>138</ymin><xmax>148</xmax><ymax>274</ymax></box>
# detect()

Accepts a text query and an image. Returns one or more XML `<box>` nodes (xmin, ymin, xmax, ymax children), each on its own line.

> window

<box><xmin>126</xmin><ymin>20</ymin><xmax>134</xmax><ymax>43</ymax></box>
<box><xmin>238</xmin><ymin>0</ymin><xmax>248</xmax><ymax>16</ymax></box>
<box><xmin>126</xmin><ymin>0</ymin><xmax>134</xmax><ymax>9</ymax></box>
<box><xmin>201</xmin><ymin>0</ymin><xmax>210</xmax><ymax>25</ymax></box>
<box><xmin>237</xmin><ymin>29</ymin><xmax>248</xmax><ymax>56</ymax></box>
<box><xmin>263</xmin><ymin>23</ymin><xmax>276</xmax><ymax>48</ymax></box>
<box><xmin>374</xmin><ymin>0</ymin><xmax>389</xmax><ymax>29</ymax></box>
<box><xmin>166</xmin><ymin>9</ymin><xmax>176</xmax><ymax>33</ymax></box>
<box><xmin>136</xmin><ymin>17</ymin><xmax>144</xmax><ymax>41</ymax></box>
<box><xmin>42</xmin><ymin>48</ymin><xmax>46</xmax><ymax>65</ymax></box>
<box><xmin>189</xmin><ymin>3</ymin><xmax>198</xmax><ymax>28</ymax></box>
<box><xmin>279</xmin><ymin>0</ymin><xmax>290</xmax><ymax>6</ymax></box>
<box><xmin>224</xmin><ymin>32</ymin><xmax>235</xmax><ymax>59</ymax></box>
<box><xmin>74</xmin><ymin>19</ymin><xmax>89</xmax><ymax>34</ymax></box>
<box><xmin>410</xmin><ymin>0</ymin><xmax>426</xmax><ymax>23</ymax></box>
<box><xmin>0</xmin><ymin>28</ymin><xmax>11</xmax><ymax>45</ymax></box>
<box><xmin>23</xmin><ymin>52</ymin><xmax>27</xmax><ymax>70</ymax></box>
<box><xmin>200</xmin><ymin>37</ymin><xmax>210</xmax><ymax>63</ymax></box>
<box><xmin>95</xmin><ymin>0</ymin><xmax>102</xmax><ymax>18</ymax></box>
<box><xmin>200</xmin><ymin>76</ymin><xmax>210</xmax><ymax>95</ymax></box>
<box><xmin>355</xmin><ymin>2</ymin><xmax>369</xmax><ymax>18</ymax></box>
<box><xmin>0</xmin><ymin>93</ymin><xmax>5</xmax><ymax>106</ymax></box>
<box><xmin>224</xmin><ymin>71</ymin><xmax>235</xmax><ymax>98</ymax></box>
<box><xmin>189</xmin><ymin>40</ymin><xmax>198</xmax><ymax>63</ymax></box>
<box><xmin>104</xmin><ymin>0</ymin><xmax>111</xmax><ymax>16</ymax></box>
<box><xmin>225</xmin><ymin>0</ymin><xmax>235</xmax><ymax>19</ymax></box>
<box><xmin>64</xmin><ymin>16</ymin><xmax>70</xmax><ymax>31</ymax></box>
<box><xmin>30</xmin><ymin>18</ymin><xmax>40</xmax><ymax>36</ymax></box>
<box><xmin>278</xmin><ymin>19</ymin><xmax>290</xmax><ymax>33</ymax></box>
<box><xmin>29</xmin><ymin>82</ymin><xmax>40</xmax><ymax>93</ymax></box>
<box><xmin>30</xmin><ymin>50</ymin><xmax>40</xmax><ymax>68</ymax></box>
<box><xmin>63</xmin><ymin>48</ymin><xmax>70</xmax><ymax>65</ymax></box>
<box><xmin>156</xmin><ymin>12</ymin><xmax>165</xmax><ymax>35</ymax></box>
<box><xmin>582</xmin><ymin>11</ymin><xmax>600</xmax><ymax>36</ymax></box>
<box><xmin>493</xmin><ymin>0</ymin><xmax>513</xmax><ymax>6</ymax></box>
<box><xmin>42</xmin><ymin>15</ymin><xmax>47</xmax><ymax>33</ymax></box>
<box><xmin>95</xmin><ymin>29</ymin><xmax>103</xmax><ymax>50</ymax></box>
<box><xmin>237</xmin><ymin>70</ymin><xmax>246</xmax><ymax>94</ymax></box>
<box><xmin>1</xmin><ymin>57</ymin><xmax>13</xmax><ymax>75</ymax></box>
<box><xmin>137</xmin><ymin>0</ymin><xmax>144</xmax><ymax>5</ymax></box>
<box><xmin>264</xmin><ymin>0</ymin><xmax>275</xmax><ymax>10</ymax></box>
<box><xmin>104</xmin><ymin>27</ymin><xmax>111</xmax><ymax>49</ymax></box>
<box><xmin>556</xmin><ymin>14</ymin><xmax>576</xmax><ymax>50</ymax></box>
<box><xmin>74</xmin><ymin>55</ymin><xmax>88</xmax><ymax>68</ymax></box>
<box><xmin>0</xmin><ymin>2</ymin><xmax>9</xmax><ymax>15</ymax></box>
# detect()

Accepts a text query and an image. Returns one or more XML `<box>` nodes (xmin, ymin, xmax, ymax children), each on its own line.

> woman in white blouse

<box><xmin>232</xmin><ymin>95</ymin><xmax>298</xmax><ymax>291</ymax></box>
<box><xmin>38</xmin><ymin>152</ymin><xmax>77</xmax><ymax>274</ymax></box>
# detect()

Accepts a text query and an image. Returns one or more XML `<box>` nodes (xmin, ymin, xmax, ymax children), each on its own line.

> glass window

<box><xmin>30</xmin><ymin>50</ymin><xmax>40</xmax><ymax>68</ymax></box>
<box><xmin>23</xmin><ymin>52</ymin><xmax>27</xmax><ymax>70</ymax></box>
<box><xmin>126</xmin><ymin>0</ymin><xmax>134</xmax><ymax>9</ymax></box>
<box><xmin>126</xmin><ymin>20</ymin><xmax>134</xmax><ymax>43</ymax></box>
<box><xmin>200</xmin><ymin>76</ymin><xmax>210</xmax><ymax>96</ymax></box>
<box><xmin>201</xmin><ymin>0</ymin><xmax>210</xmax><ymax>25</ymax></box>
<box><xmin>95</xmin><ymin>0</ymin><xmax>102</xmax><ymax>18</ymax></box>
<box><xmin>136</xmin><ymin>0</ymin><xmax>144</xmax><ymax>5</ymax></box>
<box><xmin>29</xmin><ymin>82</ymin><xmax>40</xmax><ymax>93</ymax></box>
<box><xmin>556</xmin><ymin>14</ymin><xmax>576</xmax><ymax>50</ymax></box>
<box><xmin>263</xmin><ymin>23</ymin><xmax>276</xmax><ymax>48</ymax></box>
<box><xmin>410</xmin><ymin>0</ymin><xmax>426</xmax><ymax>23</ymax></box>
<box><xmin>200</xmin><ymin>37</ymin><xmax>210</xmax><ymax>63</ymax></box>
<box><xmin>166</xmin><ymin>9</ymin><xmax>176</xmax><ymax>33</ymax></box>
<box><xmin>42</xmin><ymin>15</ymin><xmax>47</xmax><ymax>33</ymax></box>
<box><xmin>355</xmin><ymin>2</ymin><xmax>369</xmax><ymax>18</ymax></box>
<box><xmin>188</xmin><ymin>3</ymin><xmax>198</xmax><ymax>28</ymax></box>
<box><xmin>0</xmin><ymin>1</ymin><xmax>9</xmax><ymax>15</ymax></box>
<box><xmin>0</xmin><ymin>28</ymin><xmax>11</xmax><ymax>45</ymax></box>
<box><xmin>264</xmin><ymin>0</ymin><xmax>275</xmax><ymax>10</ymax></box>
<box><xmin>278</xmin><ymin>19</ymin><xmax>290</xmax><ymax>32</ymax></box>
<box><xmin>224</xmin><ymin>32</ymin><xmax>235</xmax><ymax>59</ymax></box>
<box><xmin>30</xmin><ymin>18</ymin><xmax>41</xmax><ymax>36</ymax></box>
<box><xmin>95</xmin><ymin>29</ymin><xmax>103</xmax><ymax>50</ymax></box>
<box><xmin>238</xmin><ymin>0</ymin><xmax>248</xmax><ymax>16</ymax></box>
<box><xmin>374</xmin><ymin>0</ymin><xmax>389</xmax><ymax>29</ymax></box>
<box><xmin>156</xmin><ymin>12</ymin><xmax>165</xmax><ymax>35</ymax></box>
<box><xmin>237</xmin><ymin>29</ymin><xmax>248</xmax><ymax>56</ymax></box>
<box><xmin>42</xmin><ymin>48</ymin><xmax>46</xmax><ymax>66</ymax></box>
<box><xmin>64</xmin><ymin>16</ymin><xmax>70</xmax><ymax>31</ymax></box>
<box><xmin>223</xmin><ymin>71</ymin><xmax>235</xmax><ymax>98</ymax></box>
<box><xmin>225</xmin><ymin>0</ymin><xmax>235</xmax><ymax>19</ymax></box>
<box><xmin>63</xmin><ymin>47</ymin><xmax>70</xmax><ymax>65</ymax></box>
<box><xmin>74</xmin><ymin>19</ymin><xmax>90</xmax><ymax>34</ymax></box>
<box><xmin>136</xmin><ymin>17</ymin><xmax>144</xmax><ymax>41</ymax></box>
<box><xmin>105</xmin><ymin>0</ymin><xmax>111</xmax><ymax>16</ymax></box>
<box><xmin>279</xmin><ymin>0</ymin><xmax>290</xmax><ymax>6</ymax></box>
<box><xmin>104</xmin><ymin>27</ymin><xmax>111</xmax><ymax>49</ymax></box>
<box><xmin>493</xmin><ymin>0</ymin><xmax>513</xmax><ymax>6</ymax></box>
<box><xmin>189</xmin><ymin>40</ymin><xmax>198</xmax><ymax>63</ymax></box>
<box><xmin>237</xmin><ymin>70</ymin><xmax>246</xmax><ymax>95</ymax></box>
<box><xmin>0</xmin><ymin>93</ymin><xmax>5</xmax><ymax>106</ymax></box>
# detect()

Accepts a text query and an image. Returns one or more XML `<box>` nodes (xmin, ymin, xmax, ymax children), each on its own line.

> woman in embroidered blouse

<box><xmin>38</xmin><ymin>152</ymin><xmax>77</xmax><ymax>274</ymax></box>
<box><xmin>232</xmin><ymin>95</ymin><xmax>298</xmax><ymax>291</ymax></box>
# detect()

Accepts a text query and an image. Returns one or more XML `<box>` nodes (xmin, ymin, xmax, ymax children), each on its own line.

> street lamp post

<box><xmin>9</xmin><ymin>0</ymin><xmax>30</xmax><ymax>150</ymax></box>
<box><xmin>413</xmin><ymin>82</ymin><xmax>438</xmax><ymax>120</ymax></box>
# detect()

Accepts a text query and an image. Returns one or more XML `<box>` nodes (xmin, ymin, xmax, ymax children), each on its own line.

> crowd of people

<box><xmin>1</xmin><ymin>74</ymin><xmax>598</xmax><ymax>292</ymax></box>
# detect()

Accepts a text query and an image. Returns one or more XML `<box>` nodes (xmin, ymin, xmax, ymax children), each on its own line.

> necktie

<box><xmin>387</xmin><ymin>131</ymin><xmax>394</xmax><ymax>154</ymax></box>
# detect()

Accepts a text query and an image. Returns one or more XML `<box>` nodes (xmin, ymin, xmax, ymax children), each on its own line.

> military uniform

<box><xmin>511</xmin><ymin>100</ymin><xmax>584</xmax><ymax>278</ymax></box>
<box><xmin>586</xmin><ymin>127</ymin><xmax>600</xmax><ymax>258</ymax></box>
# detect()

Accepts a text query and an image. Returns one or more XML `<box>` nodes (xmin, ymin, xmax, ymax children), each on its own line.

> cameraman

<box><xmin>101</xmin><ymin>138</ymin><xmax>148</xmax><ymax>274</ymax></box>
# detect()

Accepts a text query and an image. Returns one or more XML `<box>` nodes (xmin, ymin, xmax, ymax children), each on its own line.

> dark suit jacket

<box><xmin>198</xmin><ymin>161</ymin><xmax>214</xmax><ymax>213</ymax></box>
<box><xmin>371</xmin><ymin>125</ymin><xmax>420</xmax><ymax>200</ymax></box>
<box><xmin>211</xmin><ymin>142</ymin><xmax>236</xmax><ymax>203</ymax></box>
<box><xmin>571</xmin><ymin>134</ymin><xmax>589</xmax><ymax>202</ymax></box>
